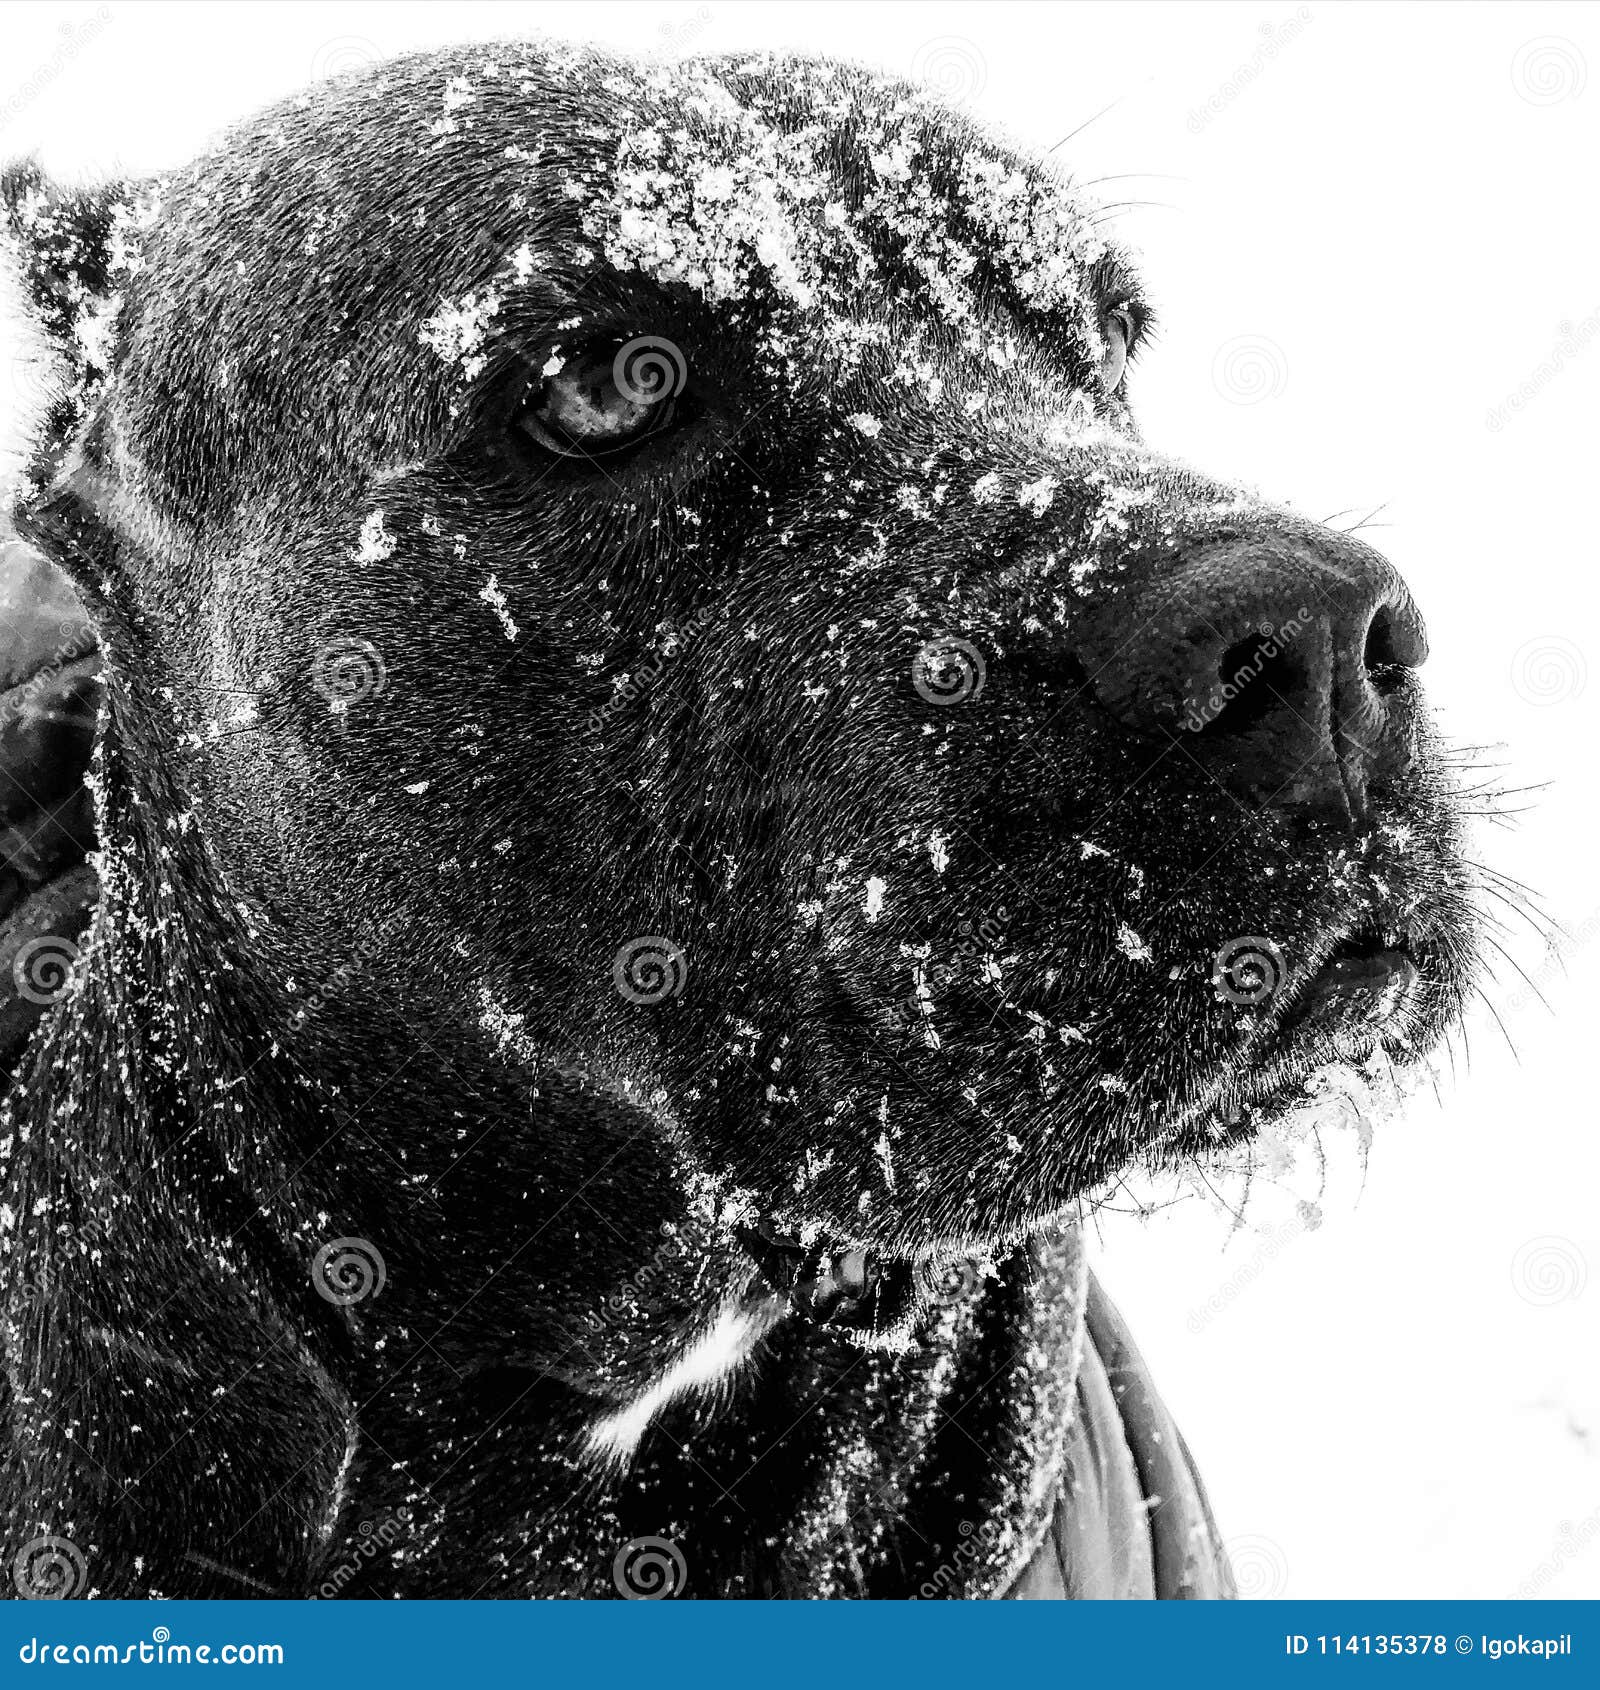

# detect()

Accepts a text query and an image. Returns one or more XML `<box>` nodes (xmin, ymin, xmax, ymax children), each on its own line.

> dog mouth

<box><xmin>1164</xmin><ymin>917</ymin><xmax>1435</xmax><ymax>1160</ymax></box>
<box><xmin>1270</xmin><ymin>926</ymin><xmax>1423</xmax><ymax>1046</ymax></box>
<box><xmin>738</xmin><ymin>1221</ymin><xmax>954</xmax><ymax>1342</ymax></box>
<box><xmin>763</xmin><ymin>869</ymin><xmax>1463</xmax><ymax>1306</ymax></box>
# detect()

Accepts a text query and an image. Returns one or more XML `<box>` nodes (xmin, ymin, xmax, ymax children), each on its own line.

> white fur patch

<box><xmin>584</xmin><ymin>1295</ymin><xmax>784</xmax><ymax>1467</ymax></box>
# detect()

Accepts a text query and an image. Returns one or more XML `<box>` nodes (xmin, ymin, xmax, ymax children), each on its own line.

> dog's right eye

<box><xmin>514</xmin><ymin>339</ymin><xmax>687</xmax><ymax>461</ymax></box>
<box><xmin>1100</xmin><ymin>308</ymin><xmax>1135</xmax><ymax>392</ymax></box>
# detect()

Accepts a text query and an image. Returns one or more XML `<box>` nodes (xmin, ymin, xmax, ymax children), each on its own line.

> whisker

<box><xmin>1049</xmin><ymin>98</ymin><xmax>1123</xmax><ymax>153</ymax></box>
<box><xmin>1468</xmin><ymin>982</ymin><xmax>1519</xmax><ymax>1064</ymax></box>
<box><xmin>1080</xmin><ymin>171</ymin><xmax>1190</xmax><ymax>188</ymax></box>
<box><xmin>1482</xmin><ymin>936</ymin><xmax>1552</xmax><ymax>1015</ymax></box>
<box><xmin>1090</xmin><ymin>199</ymin><xmax>1181</xmax><ymax>219</ymax></box>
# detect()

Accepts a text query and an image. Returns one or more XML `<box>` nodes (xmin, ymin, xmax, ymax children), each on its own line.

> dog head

<box><xmin>4</xmin><ymin>44</ymin><xmax>1479</xmax><ymax>1283</ymax></box>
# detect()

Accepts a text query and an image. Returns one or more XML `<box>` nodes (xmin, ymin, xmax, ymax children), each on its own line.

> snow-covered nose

<box><xmin>1076</xmin><ymin>532</ymin><xmax>1428</xmax><ymax>825</ymax></box>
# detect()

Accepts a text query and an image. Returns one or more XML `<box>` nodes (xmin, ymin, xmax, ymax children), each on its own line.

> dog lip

<box><xmin>1276</xmin><ymin>936</ymin><xmax>1420</xmax><ymax>1039</ymax></box>
<box><xmin>739</xmin><ymin>1223</ymin><xmax>927</xmax><ymax>1337</ymax></box>
<box><xmin>1161</xmin><ymin>937</ymin><xmax>1421</xmax><ymax>1155</ymax></box>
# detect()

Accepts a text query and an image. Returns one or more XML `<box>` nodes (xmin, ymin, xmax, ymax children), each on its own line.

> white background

<box><xmin>2</xmin><ymin>0</ymin><xmax>1596</xmax><ymax>1599</ymax></box>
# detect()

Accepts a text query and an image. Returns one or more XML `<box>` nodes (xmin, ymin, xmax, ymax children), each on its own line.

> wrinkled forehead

<box><xmin>171</xmin><ymin>48</ymin><xmax>1124</xmax><ymax>341</ymax></box>
<box><xmin>575</xmin><ymin>52</ymin><xmax>1126</xmax><ymax>349</ymax></box>
<box><xmin>100</xmin><ymin>44</ymin><xmax>1141</xmax><ymax>493</ymax></box>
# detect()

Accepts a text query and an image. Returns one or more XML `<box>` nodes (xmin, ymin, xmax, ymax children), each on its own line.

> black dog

<box><xmin>0</xmin><ymin>43</ymin><xmax>1478</xmax><ymax>1599</ymax></box>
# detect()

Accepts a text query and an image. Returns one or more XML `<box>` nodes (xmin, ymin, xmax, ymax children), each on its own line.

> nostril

<box><xmin>1363</xmin><ymin>606</ymin><xmax>1409</xmax><ymax>696</ymax></box>
<box><xmin>1191</xmin><ymin>636</ymin><xmax>1305</xmax><ymax>737</ymax></box>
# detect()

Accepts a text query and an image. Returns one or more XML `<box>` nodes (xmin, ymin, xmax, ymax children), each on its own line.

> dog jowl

<box><xmin>0</xmin><ymin>44</ymin><xmax>1480</xmax><ymax>1597</ymax></box>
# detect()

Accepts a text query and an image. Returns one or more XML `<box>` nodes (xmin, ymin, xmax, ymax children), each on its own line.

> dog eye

<box><xmin>1101</xmin><ymin>308</ymin><xmax>1135</xmax><ymax>391</ymax></box>
<box><xmin>515</xmin><ymin>340</ymin><xmax>685</xmax><ymax>459</ymax></box>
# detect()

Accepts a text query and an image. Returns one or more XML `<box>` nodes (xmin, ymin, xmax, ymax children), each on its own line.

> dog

<box><xmin>0</xmin><ymin>42</ymin><xmax>1479</xmax><ymax>1599</ymax></box>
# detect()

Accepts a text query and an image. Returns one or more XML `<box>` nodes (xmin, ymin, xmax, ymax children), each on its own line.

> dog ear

<box><xmin>1</xmin><ymin>160</ymin><xmax>132</xmax><ymax>474</ymax></box>
<box><xmin>3</xmin><ymin>162</ymin><xmax>155</xmax><ymax>618</ymax></box>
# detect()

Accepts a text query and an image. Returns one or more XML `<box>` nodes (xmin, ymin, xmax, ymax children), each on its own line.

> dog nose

<box><xmin>1079</xmin><ymin>535</ymin><xmax>1427</xmax><ymax>823</ymax></box>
